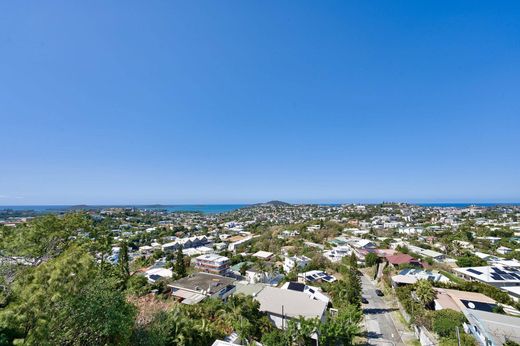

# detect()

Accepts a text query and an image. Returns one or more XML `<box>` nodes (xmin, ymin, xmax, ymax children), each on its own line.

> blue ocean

<box><xmin>1</xmin><ymin>202</ymin><xmax>519</xmax><ymax>215</ymax></box>
<box><xmin>0</xmin><ymin>204</ymin><xmax>248</xmax><ymax>214</ymax></box>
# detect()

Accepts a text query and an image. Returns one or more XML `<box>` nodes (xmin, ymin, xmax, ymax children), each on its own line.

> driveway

<box><xmin>361</xmin><ymin>274</ymin><xmax>405</xmax><ymax>346</ymax></box>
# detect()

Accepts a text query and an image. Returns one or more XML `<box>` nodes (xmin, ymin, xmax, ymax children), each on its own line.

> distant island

<box><xmin>253</xmin><ymin>200</ymin><xmax>291</xmax><ymax>206</ymax></box>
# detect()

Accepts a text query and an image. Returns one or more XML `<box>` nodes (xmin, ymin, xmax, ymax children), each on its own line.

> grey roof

<box><xmin>168</xmin><ymin>272</ymin><xmax>235</xmax><ymax>295</ymax></box>
<box><xmin>466</xmin><ymin>309</ymin><xmax>520</xmax><ymax>345</ymax></box>
<box><xmin>255</xmin><ymin>286</ymin><xmax>327</xmax><ymax>319</ymax></box>
<box><xmin>234</xmin><ymin>283</ymin><xmax>267</xmax><ymax>296</ymax></box>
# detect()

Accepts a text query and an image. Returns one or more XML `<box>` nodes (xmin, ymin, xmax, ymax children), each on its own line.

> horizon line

<box><xmin>2</xmin><ymin>200</ymin><xmax>520</xmax><ymax>207</ymax></box>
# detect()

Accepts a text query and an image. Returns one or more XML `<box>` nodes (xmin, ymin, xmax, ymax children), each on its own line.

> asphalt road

<box><xmin>361</xmin><ymin>274</ymin><xmax>405</xmax><ymax>346</ymax></box>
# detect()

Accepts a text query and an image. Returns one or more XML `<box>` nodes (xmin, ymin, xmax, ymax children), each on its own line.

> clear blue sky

<box><xmin>1</xmin><ymin>1</ymin><xmax>519</xmax><ymax>205</ymax></box>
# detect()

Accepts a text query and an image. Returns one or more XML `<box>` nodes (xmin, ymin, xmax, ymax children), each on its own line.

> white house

<box><xmin>323</xmin><ymin>246</ymin><xmax>351</xmax><ymax>263</ymax></box>
<box><xmin>281</xmin><ymin>281</ymin><xmax>330</xmax><ymax>304</ymax></box>
<box><xmin>496</xmin><ymin>246</ymin><xmax>512</xmax><ymax>255</ymax></box>
<box><xmin>283</xmin><ymin>255</ymin><xmax>311</xmax><ymax>273</ymax></box>
<box><xmin>255</xmin><ymin>286</ymin><xmax>327</xmax><ymax>331</ymax></box>
<box><xmin>144</xmin><ymin>268</ymin><xmax>173</xmax><ymax>283</ymax></box>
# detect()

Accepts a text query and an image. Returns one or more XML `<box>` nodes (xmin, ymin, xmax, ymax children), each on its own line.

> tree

<box><xmin>365</xmin><ymin>252</ymin><xmax>379</xmax><ymax>267</ymax></box>
<box><xmin>0</xmin><ymin>213</ymin><xmax>92</xmax><ymax>266</ymax></box>
<box><xmin>415</xmin><ymin>279</ymin><xmax>436</xmax><ymax>307</ymax></box>
<box><xmin>261</xmin><ymin>329</ymin><xmax>289</xmax><ymax>346</ymax></box>
<box><xmin>319</xmin><ymin>305</ymin><xmax>362</xmax><ymax>346</ymax></box>
<box><xmin>0</xmin><ymin>245</ymin><xmax>136</xmax><ymax>345</ymax></box>
<box><xmin>126</xmin><ymin>274</ymin><xmax>150</xmax><ymax>296</ymax></box>
<box><xmin>119</xmin><ymin>240</ymin><xmax>130</xmax><ymax>282</ymax></box>
<box><xmin>492</xmin><ymin>304</ymin><xmax>505</xmax><ymax>314</ymax></box>
<box><xmin>504</xmin><ymin>340</ymin><xmax>520</xmax><ymax>346</ymax></box>
<box><xmin>456</xmin><ymin>254</ymin><xmax>487</xmax><ymax>268</ymax></box>
<box><xmin>174</xmin><ymin>247</ymin><xmax>187</xmax><ymax>278</ymax></box>
<box><xmin>233</xmin><ymin>316</ymin><xmax>254</xmax><ymax>344</ymax></box>
<box><xmin>432</xmin><ymin>309</ymin><xmax>466</xmax><ymax>338</ymax></box>
<box><xmin>47</xmin><ymin>276</ymin><xmax>136</xmax><ymax>345</ymax></box>
<box><xmin>286</xmin><ymin>317</ymin><xmax>319</xmax><ymax>346</ymax></box>
<box><xmin>331</xmin><ymin>269</ymin><xmax>362</xmax><ymax>308</ymax></box>
<box><xmin>239</xmin><ymin>262</ymin><xmax>249</xmax><ymax>276</ymax></box>
<box><xmin>349</xmin><ymin>252</ymin><xmax>358</xmax><ymax>270</ymax></box>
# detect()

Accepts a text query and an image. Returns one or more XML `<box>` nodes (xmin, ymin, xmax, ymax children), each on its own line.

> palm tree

<box><xmin>233</xmin><ymin>316</ymin><xmax>253</xmax><ymax>345</ymax></box>
<box><xmin>415</xmin><ymin>279</ymin><xmax>436</xmax><ymax>307</ymax></box>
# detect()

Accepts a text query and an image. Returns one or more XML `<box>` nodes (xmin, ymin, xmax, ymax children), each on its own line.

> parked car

<box><xmin>375</xmin><ymin>289</ymin><xmax>384</xmax><ymax>297</ymax></box>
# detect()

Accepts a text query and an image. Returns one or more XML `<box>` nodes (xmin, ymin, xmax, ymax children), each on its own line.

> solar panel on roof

<box><xmin>493</xmin><ymin>268</ymin><xmax>506</xmax><ymax>274</ymax></box>
<box><xmin>287</xmin><ymin>282</ymin><xmax>305</xmax><ymax>292</ymax></box>
<box><xmin>490</xmin><ymin>273</ymin><xmax>503</xmax><ymax>280</ymax></box>
<box><xmin>467</xmin><ymin>269</ymin><xmax>483</xmax><ymax>275</ymax></box>
<box><xmin>460</xmin><ymin>300</ymin><xmax>496</xmax><ymax>313</ymax></box>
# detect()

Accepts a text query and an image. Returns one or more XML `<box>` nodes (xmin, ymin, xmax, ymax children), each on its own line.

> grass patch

<box><xmin>408</xmin><ymin>339</ymin><xmax>421</xmax><ymax>346</ymax></box>
<box><xmin>438</xmin><ymin>270</ymin><xmax>464</xmax><ymax>284</ymax></box>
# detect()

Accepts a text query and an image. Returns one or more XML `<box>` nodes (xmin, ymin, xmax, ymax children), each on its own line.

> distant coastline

<box><xmin>1</xmin><ymin>202</ymin><xmax>520</xmax><ymax>215</ymax></box>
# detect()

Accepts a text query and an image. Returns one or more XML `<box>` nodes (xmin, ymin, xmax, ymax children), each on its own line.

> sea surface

<box><xmin>1</xmin><ymin>202</ymin><xmax>519</xmax><ymax>215</ymax></box>
<box><xmin>0</xmin><ymin>204</ymin><xmax>248</xmax><ymax>214</ymax></box>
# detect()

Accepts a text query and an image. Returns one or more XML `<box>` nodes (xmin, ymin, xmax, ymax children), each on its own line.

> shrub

<box><xmin>432</xmin><ymin>310</ymin><xmax>466</xmax><ymax>338</ymax></box>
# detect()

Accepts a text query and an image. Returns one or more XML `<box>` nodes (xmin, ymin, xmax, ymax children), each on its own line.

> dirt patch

<box><xmin>128</xmin><ymin>294</ymin><xmax>176</xmax><ymax>326</ymax></box>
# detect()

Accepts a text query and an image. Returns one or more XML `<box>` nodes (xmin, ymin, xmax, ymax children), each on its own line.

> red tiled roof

<box><xmin>385</xmin><ymin>253</ymin><xmax>418</xmax><ymax>265</ymax></box>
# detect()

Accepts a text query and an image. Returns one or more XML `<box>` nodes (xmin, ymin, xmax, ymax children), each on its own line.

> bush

<box><xmin>439</xmin><ymin>334</ymin><xmax>476</xmax><ymax>346</ymax></box>
<box><xmin>432</xmin><ymin>310</ymin><xmax>466</xmax><ymax>338</ymax></box>
<box><xmin>365</xmin><ymin>252</ymin><xmax>379</xmax><ymax>267</ymax></box>
<box><xmin>126</xmin><ymin>275</ymin><xmax>150</xmax><ymax>296</ymax></box>
<box><xmin>456</xmin><ymin>255</ymin><xmax>487</xmax><ymax>268</ymax></box>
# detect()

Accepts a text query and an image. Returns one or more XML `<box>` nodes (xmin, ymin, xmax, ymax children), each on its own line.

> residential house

<box><xmin>323</xmin><ymin>246</ymin><xmax>351</xmax><ymax>263</ymax></box>
<box><xmin>298</xmin><ymin>270</ymin><xmax>336</xmax><ymax>284</ymax></box>
<box><xmin>195</xmin><ymin>254</ymin><xmax>230</xmax><ymax>275</ymax></box>
<box><xmin>496</xmin><ymin>246</ymin><xmax>512</xmax><ymax>255</ymax></box>
<box><xmin>281</xmin><ymin>281</ymin><xmax>330</xmax><ymax>304</ymax></box>
<box><xmin>254</xmin><ymin>286</ymin><xmax>327</xmax><ymax>332</ymax></box>
<box><xmin>391</xmin><ymin>268</ymin><xmax>450</xmax><ymax>286</ymax></box>
<box><xmin>283</xmin><ymin>255</ymin><xmax>311</xmax><ymax>273</ymax></box>
<box><xmin>454</xmin><ymin>265</ymin><xmax>520</xmax><ymax>289</ymax></box>
<box><xmin>385</xmin><ymin>253</ymin><xmax>421</xmax><ymax>268</ymax></box>
<box><xmin>144</xmin><ymin>267</ymin><xmax>173</xmax><ymax>283</ymax></box>
<box><xmin>169</xmin><ymin>272</ymin><xmax>236</xmax><ymax>304</ymax></box>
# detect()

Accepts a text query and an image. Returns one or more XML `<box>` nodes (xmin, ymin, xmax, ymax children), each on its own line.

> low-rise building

<box><xmin>391</xmin><ymin>268</ymin><xmax>450</xmax><ymax>286</ymax></box>
<box><xmin>496</xmin><ymin>246</ymin><xmax>512</xmax><ymax>255</ymax></box>
<box><xmin>144</xmin><ymin>267</ymin><xmax>173</xmax><ymax>283</ymax></box>
<box><xmin>464</xmin><ymin>309</ymin><xmax>520</xmax><ymax>346</ymax></box>
<box><xmin>298</xmin><ymin>270</ymin><xmax>336</xmax><ymax>284</ymax></box>
<box><xmin>255</xmin><ymin>286</ymin><xmax>327</xmax><ymax>331</ymax></box>
<box><xmin>281</xmin><ymin>281</ymin><xmax>330</xmax><ymax>304</ymax></box>
<box><xmin>454</xmin><ymin>265</ymin><xmax>520</xmax><ymax>289</ymax></box>
<box><xmin>434</xmin><ymin>287</ymin><xmax>497</xmax><ymax>313</ymax></box>
<box><xmin>195</xmin><ymin>254</ymin><xmax>230</xmax><ymax>275</ymax></box>
<box><xmin>162</xmin><ymin>236</ymin><xmax>209</xmax><ymax>252</ymax></box>
<box><xmin>283</xmin><ymin>255</ymin><xmax>311</xmax><ymax>273</ymax></box>
<box><xmin>323</xmin><ymin>246</ymin><xmax>351</xmax><ymax>262</ymax></box>
<box><xmin>408</xmin><ymin>245</ymin><xmax>447</xmax><ymax>262</ymax></box>
<box><xmin>385</xmin><ymin>253</ymin><xmax>421</xmax><ymax>268</ymax></box>
<box><xmin>228</xmin><ymin>235</ymin><xmax>253</xmax><ymax>252</ymax></box>
<box><xmin>253</xmin><ymin>250</ymin><xmax>274</xmax><ymax>260</ymax></box>
<box><xmin>169</xmin><ymin>272</ymin><xmax>236</xmax><ymax>304</ymax></box>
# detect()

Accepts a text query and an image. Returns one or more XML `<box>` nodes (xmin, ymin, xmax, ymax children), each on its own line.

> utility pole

<box><xmin>282</xmin><ymin>305</ymin><xmax>285</xmax><ymax>330</ymax></box>
<box><xmin>456</xmin><ymin>326</ymin><xmax>461</xmax><ymax>346</ymax></box>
